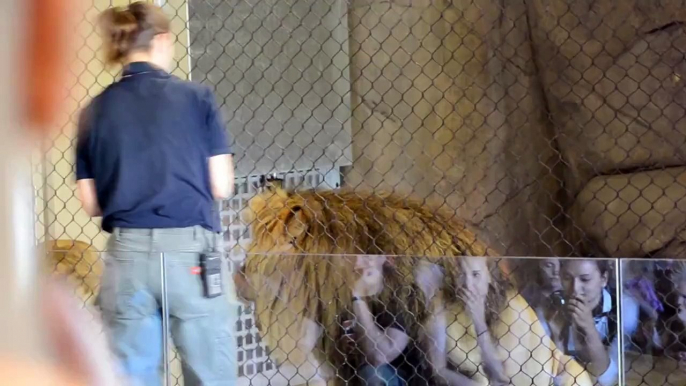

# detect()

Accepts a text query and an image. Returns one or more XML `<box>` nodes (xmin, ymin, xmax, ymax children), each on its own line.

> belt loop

<box><xmin>193</xmin><ymin>225</ymin><xmax>199</xmax><ymax>241</ymax></box>
<box><xmin>113</xmin><ymin>228</ymin><xmax>120</xmax><ymax>240</ymax></box>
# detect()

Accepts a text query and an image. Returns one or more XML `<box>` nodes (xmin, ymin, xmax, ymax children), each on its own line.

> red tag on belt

<box><xmin>191</xmin><ymin>267</ymin><xmax>201</xmax><ymax>275</ymax></box>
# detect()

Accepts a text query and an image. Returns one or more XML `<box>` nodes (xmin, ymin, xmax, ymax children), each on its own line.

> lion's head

<box><xmin>241</xmin><ymin>187</ymin><xmax>382</xmax><ymax>257</ymax></box>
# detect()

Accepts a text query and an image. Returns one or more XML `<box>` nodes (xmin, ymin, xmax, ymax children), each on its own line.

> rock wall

<box><xmin>529</xmin><ymin>0</ymin><xmax>686</xmax><ymax>257</ymax></box>
<box><xmin>346</xmin><ymin>0</ymin><xmax>686</xmax><ymax>259</ymax></box>
<box><xmin>345</xmin><ymin>0</ymin><xmax>563</xmax><ymax>256</ymax></box>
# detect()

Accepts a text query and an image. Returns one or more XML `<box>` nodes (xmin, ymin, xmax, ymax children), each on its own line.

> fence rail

<box><xmin>44</xmin><ymin>244</ymin><xmax>686</xmax><ymax>385</ymax></box>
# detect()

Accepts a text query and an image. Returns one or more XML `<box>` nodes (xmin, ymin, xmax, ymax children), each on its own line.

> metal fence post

<box><xmin>0</xmin><ymin>0</ymin><xmax>47</xmax><ymax>361</ymax></box>
<box><xmin>615</xmin><ymin>258</ymin><xmax>625</xmax><ymax>386</ymax></box>
<box><xmin>161</xmin><ymin>252</ymin><xmax>170</xmax><ymax>386</ymax></box>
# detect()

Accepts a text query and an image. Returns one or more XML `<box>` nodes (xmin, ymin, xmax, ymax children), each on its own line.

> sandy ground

<box><xmin>625</xmin><ymin>352</ymin><xmax>686</xmax><ymax>386</ymax></box>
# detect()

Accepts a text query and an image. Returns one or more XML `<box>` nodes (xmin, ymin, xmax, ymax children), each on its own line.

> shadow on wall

<box><xmin>346</xmin><ymin>0</ymin><xmax>686</xmax><ymax>261</ymax></box>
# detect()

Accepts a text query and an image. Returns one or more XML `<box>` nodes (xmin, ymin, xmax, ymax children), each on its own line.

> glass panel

<box><xmin>237</xmin><ymin>254</ymin><xmax>621</xmax><ymax>386</ymax></box>
<box><xmin>49</xmin><ymin>246</ymin><xmax>634</xmax><ymax>385</ymax></box>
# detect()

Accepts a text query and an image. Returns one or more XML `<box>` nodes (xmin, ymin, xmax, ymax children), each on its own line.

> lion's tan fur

<box><xmin>44</xmin><ymin>240</ymin><xmax>103</xmax><ymax>306</ymax></box>
<box><xmin>244</xmin><ymin>188</ymin><xmax>494</xmax><ymax>258</ymax></box>
<box><xmin>240</xmin><ymin>188</ymin><xmax>503</xmax><ymax>384</ymax></box>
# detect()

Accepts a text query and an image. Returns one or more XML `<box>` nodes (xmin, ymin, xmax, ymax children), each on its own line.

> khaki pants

<box><xmin>97</xmin><ymin>226</ymin><xmax>239</xmax><ymax>386</ymax></box>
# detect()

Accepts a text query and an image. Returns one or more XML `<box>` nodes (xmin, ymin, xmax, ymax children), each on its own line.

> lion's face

<box><xmin>242</xmin><ymin>187</ymin><xmax>325</xmax><ymax>255</ymax></box>
<box><xmin>237</xmin><ymin>187</ymin><xmax>318</xmax><ymax>303</ymax></box>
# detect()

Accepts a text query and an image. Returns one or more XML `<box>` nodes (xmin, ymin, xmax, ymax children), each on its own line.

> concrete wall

<box><xmin>188</xmin><ymin>0</ymin><xmax>564</xmax><ymax>256</ymax></box>
<box><xmin>188</xmin><ymin>0</ymin><xmax>353</xmax><ymax>178</ymax></box>
<box><xmin>345</xmin><ymin>0</ymin><xmax>562</xmax><ymax>256</ymax></box>
<box><xmin>529</xmin><ymin>0</ymin><xmax>686</xmax><ymax>258</ymax></box>
<box><xmin>39</xmin><ymin>0</ymin><xmax>686</xmax><ymax>268</ymax></box>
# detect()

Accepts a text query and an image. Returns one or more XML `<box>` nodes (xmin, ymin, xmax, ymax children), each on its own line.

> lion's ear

<box><xmin>243</xmin><ymin>188</ymin><xmax>290</xmax><ymax>223</ymax></box>
<box><xmin>242</xmin><ymin>195</ymin><xmax>265</xmax><ymax>223</ymax></box>
<box><xmin>279</xmin><ymin>205</ymin><xmax>309</xmax><ymax>240</ymax></box>
<box><xmin>266</xmin><ymin>184</ymin><xmax>289</xmax><ymax>198</ymax></box>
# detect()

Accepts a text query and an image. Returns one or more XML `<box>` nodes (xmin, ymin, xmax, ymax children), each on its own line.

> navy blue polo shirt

<box><xmin>75</xmin><ymin>62</ymin><xmax>232</xmax><ymax>234</ymax></box>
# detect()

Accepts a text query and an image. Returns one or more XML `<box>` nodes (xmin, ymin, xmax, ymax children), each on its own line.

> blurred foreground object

<box><xmin>24</xmin><ymin>0</ymin><xmax>77</xmax><ymax>131</ymax></box>
<box><xmin>0</xmin><ymin>0</ymin><xmax>50</xmax><ymax>363</ymax></box>
<box><xmin>41</xmin><ymin>279</ymin><xmax>121</xmax><ymax>385</ymax></box>
<box><xmin>0</xmin><ymin>0</ymin><xmax>118</xmax><ymax>383</ymax></box>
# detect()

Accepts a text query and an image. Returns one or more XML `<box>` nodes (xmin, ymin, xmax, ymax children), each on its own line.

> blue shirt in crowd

<box><xmin>75</xmin><ymin>62</ymin><xmax>232</xmax><ymax>233</ymax></box>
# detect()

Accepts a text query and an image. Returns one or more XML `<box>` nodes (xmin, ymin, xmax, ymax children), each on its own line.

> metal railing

<box><xmin>44</xmin><ymin>244</ymin><xmax>686</xmax><ymax>386</ymax></box>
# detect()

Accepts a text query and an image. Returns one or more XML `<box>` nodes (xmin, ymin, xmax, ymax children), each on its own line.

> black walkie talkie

<box><xmin>200</xmin><ymin>202</ymin><xmax>224</xmax><ymax>299</ymax></box>
<box><xmin>200</xmin><ymin>248</ymin><xmax>223</xmax><ymax>299</ymax></box>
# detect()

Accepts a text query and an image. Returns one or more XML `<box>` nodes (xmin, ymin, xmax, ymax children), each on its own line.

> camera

<box><xmin>341</xmin><ymin>319</ymin><xmax>356</xmax><ymax>336</ymax></box>
<box><xmin>548</xmin><ymin>290</ymin><xmax>566</xmax><ymax>309</ymax></box>
<box><xmin>338</xmin><ymin>312</ymin><xmax>356</xmax><ymax>336</ymax></box>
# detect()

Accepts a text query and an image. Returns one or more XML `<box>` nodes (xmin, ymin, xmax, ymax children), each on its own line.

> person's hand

<box><xmin>677</xmin><ymin>351</ymin><xmax>686</xmax><ymax>366</ymax></box>
<box><xmin>339</xmin><ymin>320</ymin><xmax>357</xmax><ymax>354</ymax></box>
<box><xmin>566</xmin><ymin>296</ymin><xmax>595</xmax><ymax>334</ymax></box>
<box><xmin>462</xmin><ymin>287</ymin><xmax>487</xmax><ymax>335</ymax></box>
<box><xmin>352</xmin><ymin>255</ymin><xmax>385</xmax><ymax>298</ymax></box>
<box><xmin>678</xmin><ymin>305</ymin><xmax>686</xmax><ymax>324</ymax></box>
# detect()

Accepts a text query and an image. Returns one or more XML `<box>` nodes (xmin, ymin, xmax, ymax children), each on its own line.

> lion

<box><xmin>43</xmin><ymin>239</ymin><xmax>103</xmax><ymax>307</ymax></box>
<box><xmin>237</xmin><ymin>187</ymin><xmax>593</xmax><ymax>386</ymax></box>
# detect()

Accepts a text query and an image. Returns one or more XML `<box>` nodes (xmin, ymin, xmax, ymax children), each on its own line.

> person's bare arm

<box><xmin>352</xmin><ymin>298</ymin><xmax>409</xmax><ymax>367</ymax></box>
<box><xmin>472</xmin><ymin>322</ymin><xmax>508</xmax><ymax>385</ymax></box>
<box><xmin>423</xmin><ymin>309</ymin><xmax>480</xmax><ymax>386</ymax></box>
<box><xmin>76</xmin><ymin>179</ymin><xmax>101</xmax><ymax>217</ymax></box>
<box><xmin>209</xmin><ymin>154</ymin><xmax>234</xmax><ymax>200</ymax></box>
<box><xmin>464</xmin><ymin>289</ymin><xmax>508</xmax><ymax>385</ymax></box>
<box><xmin>574</xmin><ymin>327</ymin><xmax>610</xmax><ymax>377</ymax></box>
<box><xmin>568</xmin><ymin>298</ymin><xmax>611</xmax><ymax>377</ymax></box>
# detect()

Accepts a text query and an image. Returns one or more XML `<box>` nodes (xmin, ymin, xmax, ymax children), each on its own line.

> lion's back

<box><xmin>300</xmin><ymin>189</ymin><xmax>489</xmax><ymax>257</ymax></box>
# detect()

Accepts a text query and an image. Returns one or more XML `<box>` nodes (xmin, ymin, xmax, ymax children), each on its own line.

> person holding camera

<box><xmin>545</xmin><ymin>260</ymin><xmax>640</xmax><ymax>386</ymax></box>
<box><xmin>520</xmin><ymin>258</ymin><xmax>564</xmax><ymax>336</ymax></box>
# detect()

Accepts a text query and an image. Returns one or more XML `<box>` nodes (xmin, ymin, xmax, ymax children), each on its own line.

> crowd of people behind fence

<box><xmin>326</xmin><ymin>256</ymin><xmax>686</xmax><ymax>386</ymax></box>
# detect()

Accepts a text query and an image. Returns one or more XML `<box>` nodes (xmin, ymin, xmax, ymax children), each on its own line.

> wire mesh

<box><xmin>32</xmin><ymin>0</ymin><xmax>686</xmax><ymax>385</ymax></box>
<box><xmin>44</xmin><ymin>246</ymin><xmax>686</xmax><ymax>386</ymax></box>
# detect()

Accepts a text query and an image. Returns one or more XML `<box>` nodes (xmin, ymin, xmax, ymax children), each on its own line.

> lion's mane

<box><xmin>240</xmin><ymin>187</ymin><xmax>505</xmax><ymax>384</ymax></box>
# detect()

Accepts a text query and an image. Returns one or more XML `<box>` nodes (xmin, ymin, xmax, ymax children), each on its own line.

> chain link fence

<box><xmin>33</xmin><ymin>0</ymin><xmax>686</xmax><ymax>385</ymax></box>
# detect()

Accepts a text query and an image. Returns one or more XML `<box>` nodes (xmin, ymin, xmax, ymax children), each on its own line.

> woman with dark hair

<box><xmin>546</xmin><ymin>259</ymin><xmax>640</xmax><ymax>386</ymax></box>
<box><xmin>520</xmin><ymin>258</ymin><xmax>563</xmax><ymax>335</ymax></box>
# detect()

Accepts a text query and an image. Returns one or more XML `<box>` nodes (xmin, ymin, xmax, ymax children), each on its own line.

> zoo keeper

<box><xmin>75</xmin><ymin>2</ymin><xmax>239</xmax><ymax>385</ymax></box>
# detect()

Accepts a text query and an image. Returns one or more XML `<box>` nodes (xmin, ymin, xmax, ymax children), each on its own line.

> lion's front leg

<box><xmin>233</xmin><ymin>264</ymin><xmax>256</xmax><ymax>303</ymax></box>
